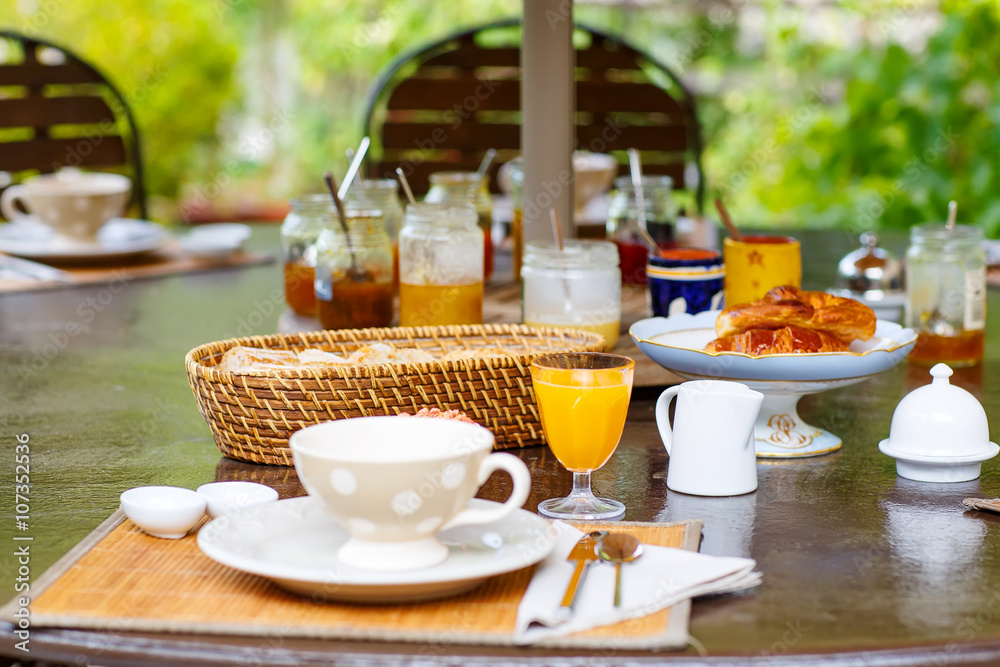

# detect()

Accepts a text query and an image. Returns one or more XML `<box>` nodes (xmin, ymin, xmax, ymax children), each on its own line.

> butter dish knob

<box><xmin>930</xmin><ymin>363</ymin><xmax>954</xmax><ymax>384</ymax></box>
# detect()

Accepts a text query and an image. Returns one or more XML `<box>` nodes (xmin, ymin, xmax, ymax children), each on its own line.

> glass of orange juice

<box><xmin>530</xmin><ymin>352</ymin><xmax>634</xmax><ymax>519</ymax></box>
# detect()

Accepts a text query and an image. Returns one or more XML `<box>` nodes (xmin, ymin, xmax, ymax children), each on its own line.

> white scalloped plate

<box><xmin>629</xmin><ymin>310</ymin><xmax>917</xmax><ymax>383</ymax></box>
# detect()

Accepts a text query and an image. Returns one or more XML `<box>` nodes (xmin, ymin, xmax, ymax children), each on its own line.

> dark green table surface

<box><xmin>3</xmin><ymin>227</ymin><xmax>1000</xmax><ymax>666</ymax></box>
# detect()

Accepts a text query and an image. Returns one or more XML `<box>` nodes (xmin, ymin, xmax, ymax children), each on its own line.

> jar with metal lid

<box><xmin>281</xmin><ymin>194</ymin><xmax>332</xmax><ymax>317</ymax></box>
<box><xmin>398</xmin><ymin>202</ymin><xmax>484</xmax><ymax>327</ymax></box>
<box><xmin>314</xmin><ymin>207</ymin><xmax>394</xmax><ymax>330</ymax></box>
<box><xmin>905</xmin><ymin>223</ymin><xmax>986</xmax><ymax>367</ymax></box>
<box><xmin>521</xmin><ymin>240</ymin><xmax>621</xmax><ymax>348</ymax></box>
<box><xmin>425</xmin><ymin>171</ymin><xmax>494</xmax><ymax>281</ymax></box>
<box><xmin>345</xmin><ymin>179</ymin><xmax>404</xmax><ymax>285</ymax></box>
<box><xmin>606</xmin><ymin>175</ymin><xmax>678</xmax><ymax>285</ymax></box>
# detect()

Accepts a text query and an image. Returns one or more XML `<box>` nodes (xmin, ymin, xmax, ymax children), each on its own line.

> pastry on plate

<box><xmin>705</xmin><ymin>325</ymin><xmax>848</xmax><ymax>357</ymax></box>
<box><xmin>715</xmin><ymin>285</ymin><xmax>876</xmax><ymax>344</ymax></box>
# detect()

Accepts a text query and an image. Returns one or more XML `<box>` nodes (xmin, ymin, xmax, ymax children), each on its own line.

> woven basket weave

<box><xmin>185</xmin><ymin>323</ymin><xmax>605</xmax><ymax>466</ymax></box>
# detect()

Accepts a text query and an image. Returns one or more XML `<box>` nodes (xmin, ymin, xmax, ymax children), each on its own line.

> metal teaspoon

<box><xmin>596</xmin><ymin>533</ymin><xmax>644</xmax><ymax>607</ymax></box>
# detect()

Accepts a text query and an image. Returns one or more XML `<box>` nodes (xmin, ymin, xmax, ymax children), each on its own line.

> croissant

<box><xmin>715</xmin><ymin>285</ymin><xmax>876</xmax><ymax>344</ymax></box>
<box><xmin>704</xmin><ymin>326</ymin><xmax>849</xmax><ymax>356</ymax></box>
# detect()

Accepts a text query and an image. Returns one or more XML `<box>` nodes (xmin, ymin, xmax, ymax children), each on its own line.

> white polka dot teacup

<box><xmin>290</xmin><ymin>416</ymin><xmax>532</xmax><ymax>572</ymax></box>
<box><xmin>1</xmin><ymin>169</ymin><xmax>131</xmax><ymax>242</ymax></box>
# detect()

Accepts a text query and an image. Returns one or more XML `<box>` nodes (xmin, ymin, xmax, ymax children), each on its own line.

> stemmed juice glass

<box><xmin>530</xmin><ymin>352</ymin><xmax>635</xmax><ymax>520</ymax></box>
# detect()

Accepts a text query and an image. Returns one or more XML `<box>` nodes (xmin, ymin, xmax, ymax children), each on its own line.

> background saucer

<box><xmin>0</xmin><ymin>218</ymin><xmax>168</xmax><ymax>262</ymax></box>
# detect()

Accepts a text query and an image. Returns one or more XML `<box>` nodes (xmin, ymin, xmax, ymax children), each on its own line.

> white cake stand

<box><xmin>630</xmin><ymin>312</ymin><xmax>918</xmax><ymax>458</ymax></box>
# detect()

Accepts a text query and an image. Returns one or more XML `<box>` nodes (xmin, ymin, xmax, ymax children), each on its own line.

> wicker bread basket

<box><xmin>185</xmin><ymin>323</ymin><xmax>605</xmax><ymax>466</ymax></box>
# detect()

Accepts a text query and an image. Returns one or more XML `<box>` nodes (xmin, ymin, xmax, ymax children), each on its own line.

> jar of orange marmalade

<box><xmin>398</xmin><ymin>202</ymin><xmax>483</xmax><ymax>327</ymax></box>
<box><xmin>281</xmin><ymin>195</ymin><xmax>332</xmax><ymax>317</ymax></box>
<box><xmin>314</xmin><ymin>207</ymin><xmax>394</xmax><ymax>330</ymax></box>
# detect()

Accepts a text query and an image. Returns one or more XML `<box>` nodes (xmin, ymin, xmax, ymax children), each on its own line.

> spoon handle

<box><xmin>614</xmin><ymin>563</ymin><xmax>623</xmax><ymax>607</ymax></box>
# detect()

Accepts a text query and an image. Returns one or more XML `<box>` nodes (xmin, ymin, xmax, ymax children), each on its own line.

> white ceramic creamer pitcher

<box><xmin>656</xmin><ymin>380</ymin><xmax>763</xmax><ymax>496</ymax></box>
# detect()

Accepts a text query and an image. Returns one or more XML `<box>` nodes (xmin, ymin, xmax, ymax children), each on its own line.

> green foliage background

<box><xmin>3</xmin><ymin>0</ymin><xmax>998</xmax><ymax>234</ymax></box>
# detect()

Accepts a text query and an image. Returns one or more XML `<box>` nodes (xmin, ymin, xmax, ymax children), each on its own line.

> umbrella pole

<box><xmin>522</xmin><ymin>0</ymin><xmax>575</xmax><ymax>245</ymax></box>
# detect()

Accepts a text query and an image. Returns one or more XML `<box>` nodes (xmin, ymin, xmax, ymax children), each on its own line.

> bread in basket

<box><xmin>185</xmin><ymin>323</ymin><xmax>606</xmax><ymax>465</ymax></box>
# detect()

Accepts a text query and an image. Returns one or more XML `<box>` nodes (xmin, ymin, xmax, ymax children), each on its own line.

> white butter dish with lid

<box><xmin>878</xmin><ymin>363</ymin><xmax>998</xmax><ymax>482</ymax></box>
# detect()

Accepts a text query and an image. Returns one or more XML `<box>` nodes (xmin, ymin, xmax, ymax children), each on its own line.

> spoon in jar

<box><xmin>626</xmin><ymin>148</ymin><xmax>663</xmax><ymax>258</ymax></box>
<box><xmin>924</xmin><ymin>200</ymin><xmax>960</xmax><ymax>334</ymax></box>
<box><xmin>338</xmin><ymin>136</ymin><xmax>370</xmax><ymax>201</ymax></box>
<box><xmin>323</xmin><ymin>171</ymin><xmax>372</xmax><ymax>283</ymax></box>
<box><xmin>550</xmin><ymin>208</ymin><xmax>573</xmax><ymax>312</ymax></box>
<box><xmin>596</xmin><ymin>533</ymin><xmax>644</xmax><ymax>608</ymax></box>
<box><xmin>476</xmin><ymin>148</ymin><xmax>496</xmax><ymax>185</ymax></box>
<box><xmin>396</xmin><ymin>167</ymin><xmax>416</xmax><ymax>205</ymax></box>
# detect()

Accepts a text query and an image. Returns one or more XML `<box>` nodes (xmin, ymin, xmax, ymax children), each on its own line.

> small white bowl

<box><xmin>120</xmin><ymin>486</ymin><xmax>206</xmax><ymax>539</ymax></box>
<box><xmin>196</xmin><ymin>481</ymin><xmax>278</xmax><ymax>518</ymax></box>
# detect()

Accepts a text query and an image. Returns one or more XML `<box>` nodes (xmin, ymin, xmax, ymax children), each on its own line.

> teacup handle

<box><xmin>655</xmin><ymin>386</ymin><xmax>682</xmax><ymax>456</ymax></box>
<box><xmin>0</xmin><ymin>185</ymin><xmax>30</xmax><ymax>222</ymax></box>
<box><xmin>441</xmin><ymin>453</ymin><xmax>531</xmax><ymax>530</ymax></box>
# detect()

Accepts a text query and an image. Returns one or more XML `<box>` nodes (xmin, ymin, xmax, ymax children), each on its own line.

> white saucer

<box><xmin>0</xmin><ymin>218</ymin><xmax>168</xmax><ymax>262</ymax></box>
<box><xmin>197</xmin><ymin>496</ymin><xmax>558</xmax><ymax>603</ymax></box>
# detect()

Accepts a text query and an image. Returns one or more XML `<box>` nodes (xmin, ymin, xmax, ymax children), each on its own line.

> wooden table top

<box><xmin>4</xmin><ymin>226</ymin><xmax>1000</xmax><ymax>666</ymax></box>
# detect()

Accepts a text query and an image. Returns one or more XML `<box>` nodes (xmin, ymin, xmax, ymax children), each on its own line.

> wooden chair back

<box><xmin>361</xmin><ymin>19</ymin><xmax>703</xmax><ymax>212</ymax></box>
<box><xmin>0</xmin><ymin>31</ymin><xmax>147</xmax><ymax>220</ymax></box>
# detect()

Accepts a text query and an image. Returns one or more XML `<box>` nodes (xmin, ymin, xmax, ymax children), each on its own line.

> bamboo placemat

<box><xmin>0</xmin><ymin>241</ymin><xmax>273</xmax><ymax>295</ymax></box>
<box><xmin>17</xmin><ymin>510</ymin><xmax>702</xmax><ymax>651</ymax></box>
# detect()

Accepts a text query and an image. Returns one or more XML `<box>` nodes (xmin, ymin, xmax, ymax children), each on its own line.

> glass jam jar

<box><xmin>905</xmin><ymin>223</ymin><xmax>986</xmax><ymax>367</ymax></box>
<box><xmin>314</xmin><ymin>207</ymin><xmax>394</xmax><ymax>330</ymax></box>
<box><xmin>345</xmin><ymin>179</ymin><xmax>404</xmax><ymax>285</ymax></box>
<box><xmin>606</xmin><ymin>175</ymin><xmax>678</xmax><ymax>285</ymax></box>
<box><xmin>281</xmin><ymin>194</ymin><xmax>332</xmax><ymax>317</ymax></box>
<box><xmin>521</xmin><ymin>240</ymin><xmax>622</xmax><ymax>349</ymax></box>
<box><xmin>425</xmin><ymin>172</ymin><xmax>493</xmax><ymax>281</ymax></box>
<box><xmin>398</xmin><ymin>202</ymin><xmax>484</xmax><ymax>327</ymax></box>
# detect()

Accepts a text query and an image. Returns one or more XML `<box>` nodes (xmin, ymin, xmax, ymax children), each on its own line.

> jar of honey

<box><xmin>906</xmin><ymin>223</ymin><xmax>986</xmax><ymax>367</ymax></box>
<box><xmin>345</xmin><ymin>179</ymin><xmax>404</xmax><ymax>285</ymax></box>
<box><xmin>281</xmin><ymin>195</ymin><xmax>332</xmax><ymax>317</ymax></box>
<box><xmin>314</xmin><ymin>207</ymin><xmax>394</xmax><ymax>330</ymax></box>
<box><xmin>398</xmin><ymin>202</ymin><xmax>484</xmax><ymax>327</ymax></box>
<box><xmin>425</xmin><ymin>172</ymin><xmax>493</xmax><ymax>281</ymax></box>
<box><xmin>521</xmin><ymin>240</ymin><xmax>621</xmax><ymax>349</ymax></box>
<box><xmin>606</xmin><ymin>175</ymin><xmax>678</xmax><ymax>285</ymax></box>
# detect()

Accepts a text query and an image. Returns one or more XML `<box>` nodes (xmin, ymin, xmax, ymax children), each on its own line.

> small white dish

<box><xmin>0</xmin><ymin>217</ymin><xmax>168</xmax><ymax>262</ymax></box>
<box><xmin>120</xmin><ymin>486</ymin><xmax>206</xmax><ymax>539</ymax></box>
<box><xmin>197</xmin><ymin>496</ymin><xmax>558</xmax><ymax>603</ymax></box>
<box><xmin>181</xmin><ymin>223</ymin><xmax>251</xmax><ymax>259</ymax></box>
<box><xmin>196</xmin><ymin>481</ymin><xmax>278</xmax><ymax>518</ymax></box>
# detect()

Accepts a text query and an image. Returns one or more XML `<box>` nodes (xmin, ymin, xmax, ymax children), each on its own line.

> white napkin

<box><xmin>514</xmin><ymin>522</ymin><xmax>761</xmax><ymax>645</ymax></box>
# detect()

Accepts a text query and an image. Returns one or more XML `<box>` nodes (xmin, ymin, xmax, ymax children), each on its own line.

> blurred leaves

<box><xmin>3</xmin><ymin>0</ymin><xmax>998</xmax><ymax>235</ymax></box>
